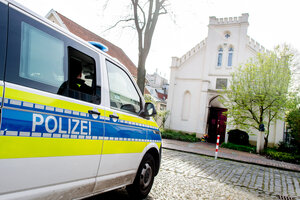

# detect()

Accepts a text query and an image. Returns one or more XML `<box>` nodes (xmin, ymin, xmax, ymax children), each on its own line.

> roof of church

<box><xmin>209</xmin><ymin>13</ymin><xmax>249</xmax><ymax>25</ymax></box>
<box><xmin>171</xmin><ymin>38</ymin><xmax>207</xmax><ymax>68</ymax></box>
<box><xmin>51</xmin><ymin>11</ymin><xmax>138</xmax><ymax>78</ymax></box>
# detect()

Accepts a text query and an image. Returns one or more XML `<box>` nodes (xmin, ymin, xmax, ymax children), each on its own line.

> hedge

<box><xmin>161</xmin><ymin>130</ymin><xmax>199</xmax><ymax>142</ymax></box>
<box><xmin>220</xmin><ymin>142</ymin><xmax>256</xmax><ymax>153</ymax></box>
<box><xmin>264</xmin><ymin>148</ymin><xmax>300</xmax><ymax>164</ymax></box>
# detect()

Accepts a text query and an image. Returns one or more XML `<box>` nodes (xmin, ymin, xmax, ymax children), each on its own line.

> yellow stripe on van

<box><xmin>146</xmin><ymin>142</ymin><xmax>161</xmax><ymax>149</ymax></box>
<box><xmin>102</xmin><ymin>140</ymin><xmax>146</xmax><ymax>155</ymax></box>
<box><xmin>149</xmin><ymin>121</ymin><xmax>159</xmax><ymax>129</ymax></box>
<box><xmin>156</xmin><ymin>142</ymin><xmax>162</xmax><ymax>149</ymax></box>
<box><xmin>104</xmin><ymin>110</ymin><xmax>149</xmax><ymax>126</ymax></box>
<box><xmin>0</xmin><ymin>136</ymin><xmax>103</xmax><ymax>159</ymax></box>
<box><xmin>0</xmin><ymin>85</ymin><xmax>3</xmax><ymax>97</ymax></box>
<box><xmin>5</xmin><ymin>88</ymin><xmax>98</xmax><ymax>113</ymax></box>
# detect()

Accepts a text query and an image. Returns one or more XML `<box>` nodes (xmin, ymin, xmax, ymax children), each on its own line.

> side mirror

<box><xmin>144</xmin><ymin>102</ymin><xmax>157</xmax><ymax>117</ymax></box>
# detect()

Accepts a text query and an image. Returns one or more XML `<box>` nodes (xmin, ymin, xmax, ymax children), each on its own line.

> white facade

<box><xmin>166</xmin><ymin>14</ymin><xmax>284</xmax><ymax>146</ymax></box>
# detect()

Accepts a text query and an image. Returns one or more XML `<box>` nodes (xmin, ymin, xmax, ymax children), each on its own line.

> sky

<box><xmin>14</xmin><ymin>0</ymin><xmax>300</xmax><ymax>81</ymax></box>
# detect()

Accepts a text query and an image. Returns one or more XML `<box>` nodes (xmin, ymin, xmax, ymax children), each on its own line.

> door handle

<box><xmin>88</xmin><ymin>110</ymin><xmax>100</xmax><ymax>115</ymax></box>
<box><xmin>109</xmin><ymin>114</ymin><xmax>119</xmax><ymax>119</ymax></box>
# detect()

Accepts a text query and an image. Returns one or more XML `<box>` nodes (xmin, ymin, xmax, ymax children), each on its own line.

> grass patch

<box><xmin>161</xmin><ymin>129</ymin><xmax>199</xmax><ymax>142</ymax></box>
<box><xmin>264</xmin><ymin>148</ymin><xmax>300</xmax><ymax>164</ymax></box>
<box><xmin>220</xmin><ymin>142</ymin><xmax>256</xmax><ymax>153</ymax></box>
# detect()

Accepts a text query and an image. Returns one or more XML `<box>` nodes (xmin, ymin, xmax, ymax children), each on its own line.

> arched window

<box><xmin>224</xmin><ymin>31</ymin><xmax>231</xmax><ymax>39</ymax></box>
<box><xmin>182</xmin><ymin>91</ymin><xmax>191</xmax><ymax>121</ymax></box>
<box><xmin>217</xmin><ymin>47</ymin><xmax>223</xmax><ymax>67</ymax></box>
<box><xmin>228</xmin><ymin>47</ymin><xmax>233</xmax><ymax>66</ymax></box>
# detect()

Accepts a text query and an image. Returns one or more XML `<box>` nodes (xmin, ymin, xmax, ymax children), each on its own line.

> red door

<box><xmin>207</xmin><ymin>107</ymin><xmax>227</xmax><ymax>144</ymax></box>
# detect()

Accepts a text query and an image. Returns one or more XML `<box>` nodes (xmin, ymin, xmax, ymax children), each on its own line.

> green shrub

<box><xmin>286</xmin><ymin>107</ymin><xmax>300</xmax><ymax>146</ymax></box>
<box><xmin>264</xmin><ymin>148</ymin><xmax>300</xmax><ymax>164</ymax></box>
<box><xmin>277</xmin><ymin>141</ymin><xmax>299</xmax><ymax>154</ymax></box>
<box><xmin>220</xmin><ymin>142</ymin><xmax>256</xmax><ymax>153</ymax></box>
<box><xmin>161</xmin><ymin>129</ymin><xmax>199</xmax><ymax>142</ymax></box>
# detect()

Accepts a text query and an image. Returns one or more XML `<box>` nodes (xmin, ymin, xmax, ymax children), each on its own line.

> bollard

<box><xmin>215</xmin><ymin>135</ymin><xmax>220</xmax><ymax>160</ymax></box>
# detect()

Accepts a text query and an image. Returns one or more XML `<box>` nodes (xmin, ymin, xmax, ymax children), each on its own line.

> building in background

<box><xmin>165</xmin><ymin>14</ymin><xmax>284</xmax><ymax>146</ymax></box>
<box><xmin>147</xmin><ymin>70</ymin><xmax>168</xmax><ymax>89</ymax></box>
<box><xmin>146</xmin><ymin>71</ymin><xmax>168</xmax><ymax>112</ymax></box>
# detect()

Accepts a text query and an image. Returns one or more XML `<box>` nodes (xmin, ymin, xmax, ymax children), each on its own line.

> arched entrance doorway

<box><xmin>207</xmin><ymin>96</ymin><xmax>227</xmax><ymax>144</ymax></box>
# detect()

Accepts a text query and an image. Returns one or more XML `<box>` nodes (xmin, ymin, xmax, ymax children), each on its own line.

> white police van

<box><xmin>0</xmin><ymin>1</ymin><xmax>162</xmax><ymax>199</ymax></box>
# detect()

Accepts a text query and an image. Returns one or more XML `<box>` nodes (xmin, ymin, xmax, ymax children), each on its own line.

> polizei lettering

<box><xmin>32</xmin><ymin>114</ymin><xmax>91</xmax><ymax>135</ymax></box>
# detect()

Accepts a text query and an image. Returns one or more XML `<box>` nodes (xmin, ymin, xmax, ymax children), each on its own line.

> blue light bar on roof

<box><xmin>88</xmin><ymin>41</ymin><xmax>108</xmax><ymax>52</ymax></box>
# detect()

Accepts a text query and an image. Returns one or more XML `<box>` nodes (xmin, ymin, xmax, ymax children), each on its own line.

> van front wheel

<box><xmin>126</xmin><ymin>153</ymin><xmax>155</xmax><ymax>199</ymax></box>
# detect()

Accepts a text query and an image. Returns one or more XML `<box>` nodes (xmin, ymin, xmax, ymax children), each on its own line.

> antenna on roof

<box><xmin>88</xmin><ymin>41</ymin><xmax>108</xmax><ymax>52</ymax></box>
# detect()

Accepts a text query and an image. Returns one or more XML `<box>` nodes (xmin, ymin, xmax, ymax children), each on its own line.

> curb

<box><xmin>162</xmin><ymin>146</ymin><xmax>300</xmax><ymax>173</ymax></box>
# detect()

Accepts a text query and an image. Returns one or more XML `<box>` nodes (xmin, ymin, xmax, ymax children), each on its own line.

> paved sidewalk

<box><xmin>162</xmin><ymin>139</ymin><xmax>300</xmax><ymax>172</ymax></box>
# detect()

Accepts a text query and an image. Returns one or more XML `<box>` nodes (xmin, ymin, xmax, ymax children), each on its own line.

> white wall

<box><xmin>166</xmin><ymin>14</ymin><xmax>284</xmax><ymax>146</ymax></box>
<box><xmin>167</xmin><ymin>79</ymin><xmax>203</xmax><ymax>133</ymax></box>
<box><xmin>226</xmin><ymin>119</ymin><xmax>284</xmax><ymax>147</ymax></box>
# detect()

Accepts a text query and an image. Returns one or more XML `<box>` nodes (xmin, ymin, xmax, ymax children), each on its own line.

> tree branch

<box><xmin>103</xmin><ymin>18</ymin><xmax>135</xmax><ymax>32</ymax></box>
<box><xmin>132</xmin><ymin>0</ymin><xmax>141</xmax><ymax>32</ymax></box>
<box><xmin>137</xmin><ymin>2</ymin><xmax>146</xmax><ymax>30</ymax></box>
<box><xmin>131</xmin><ymin>0</ymin><xmax>144</xmax><ymax>52</ymax></box>
<box><xmin>159</xmin><ymin>2</ymin><xmax>168</xmax><ymax>15</ymax></box>
<box><xmin>145</xmin><ymin>0</ymin><xmax>154</xmax><ymax>34</ymax></box>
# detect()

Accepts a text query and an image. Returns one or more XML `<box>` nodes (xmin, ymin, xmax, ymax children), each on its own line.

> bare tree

<box><xmin>132</xmin><ymin>0</ymin><xmax>168</xmax><ymax>94</ymax></box>
<box><xmin>106</xmin><ymin>0</ymin><xmax>169</xmax><ymax>94</ymax></box>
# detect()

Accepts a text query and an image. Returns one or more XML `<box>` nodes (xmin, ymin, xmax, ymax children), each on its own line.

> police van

<box><xmin>0</xmin><ymin>0</ymin><xmax>162</xmax><ymax>199</ymax></box>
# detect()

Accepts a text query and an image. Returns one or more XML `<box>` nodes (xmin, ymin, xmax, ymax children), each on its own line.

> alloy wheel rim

<box><xmin>140</xmin><ymin>163</ymin><xmax>152</xmax><ymax>189</ymax></box>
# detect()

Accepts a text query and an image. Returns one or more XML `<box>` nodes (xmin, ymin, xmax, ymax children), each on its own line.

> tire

<box><xmin>126</xmin><ymin>153</ymin><xmax>155</xmax><ymax>199</ymax></box>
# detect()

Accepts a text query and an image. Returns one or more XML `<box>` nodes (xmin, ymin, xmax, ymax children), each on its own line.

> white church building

<box><xmin>165</xmin><ymin>14</ymin><xmax>284</xmax><ymax>146</ymax></box>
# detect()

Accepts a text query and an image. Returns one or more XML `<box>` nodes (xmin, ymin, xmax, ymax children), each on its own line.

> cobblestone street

<box><xmin>91</xmin><ymin>149</ymin><xmax>300</xmax><ymax>200</ymax></box>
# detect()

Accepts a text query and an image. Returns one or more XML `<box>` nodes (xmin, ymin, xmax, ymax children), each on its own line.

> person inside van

<box><xmin>58</xmin><ymin>59</ymin><xmax>93</xmax><ymax>96</ymax></box>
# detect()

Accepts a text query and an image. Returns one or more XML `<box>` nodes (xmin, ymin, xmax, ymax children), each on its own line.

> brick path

<box><xmin>159</xmin><ymin>149</ymin><xmax>300</xmax><ymax>199</ymax></box>
<box><xmin>162</xmin><ymin>139</ymin><xmax>300</xmax><ymax>172</ymax></box>
<box><xmin>90</xmin><ymin>149</ymin><xmax>300</xmax><ymax>199</ymax></box>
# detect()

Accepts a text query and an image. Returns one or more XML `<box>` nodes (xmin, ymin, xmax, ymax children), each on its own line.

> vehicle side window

<box><xmin>19</xmin><ymin>22</ymin><xmax>64</xmax><ymax>88</ymax></box>
<box><xmin>6</xmin><ymin>8</ymin><xmax>67</xmax><ymax>94</ymax></box>
<box><xmin>0</xmin><ymin>2</ymin><xmax>8</xmax><ymax>80</ymax></box>
<box><xmin>58</xmin><ymin>47</ymin><xmax>99</xmax><ymax>104</ymax></box>
<box><xmin>6</xmin><ymin>8</ymin><xmax>100</xmax><ymax>104</ymax></box>
<box><xmin>106</xmin><ymin>60</ymin><xmax>141</xmax><ymax>114</ymax></box>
